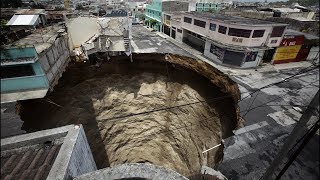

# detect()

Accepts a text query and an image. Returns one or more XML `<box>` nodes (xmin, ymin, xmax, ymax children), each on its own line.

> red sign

<box><xmin>280</xmin><ymin>35</ymin><xmax>304</xmax><ymax>47</ymax></box>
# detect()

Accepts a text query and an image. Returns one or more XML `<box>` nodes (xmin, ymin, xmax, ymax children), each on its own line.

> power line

<box><xmin>243</xmin><ymin>79</ymin><xmax>319</xmax><ymax>114</ymax></box>
<box><xmin>99</xmin><ymin>79</ymin><xmax>318</xmax><ymax>146</ymax></box>
<box><xmin>97</xmin><ymin>65</ymin><xmax>319</xmax><ymax>123</ymax></box>
<box><xmin>240</xmin><ymin>64</ymin><xmax>319</xmax><ymax>101</ymax></box>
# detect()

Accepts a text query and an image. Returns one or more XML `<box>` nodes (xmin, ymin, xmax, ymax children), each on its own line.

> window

<box><xmin>194</xmin><ymin>19</ymin><xmax>206</xmax><ymax>28</ymax></box>
<box><xmin>218</xmin><ymin>25</ymin><xmax>227</xmax><ymax>34</ymax></box>
<box><xmin>271</xmin><ymin>26</ymin><xmax>285</xmax><ymax>37</ymax></box>
<box><xmin>228</xmin><ymin>28</ymin><xmax>251</xmax><ymax>38</ymax></box>
<box><xmin>209</xmin><ymin>23</ymin><xmax>216</xmax><ymax>31</ymax></box>
<box><xmin>252</xmin><ymin>30</ymin><xmax>265</xmax><ymax>38</ymax></box>
<box><xmin>172</xmin><ymin>26</ymin><xmax>176</xmax><ymax>30</ymax></box>
<box><xmin>184</xmin><ymin>17</ymin><xmax>192</xmax><ymax>24</ymax></box>
<box><xmin>271</xmin><ymin>39</ymin><xmax>277</xmax><ymax>44</ymax></box>
<box><xmin>1</xmin><ymin>65</ymin><xmax>35</xmax><ymax>79</ymax></box>
<box><xmin>177</xmin><ymin>29</ymin><xmax>182</xmax><ymax>33</ymax></box>
<box><xmin>245</xmin><ymin>52</ymin><xmax>258</xmax><ymax>62</ymax></box>
<box><xmin>210</xmin><ymin>44</ymin><xmax>224</xmax><ymax>60</ymax></box>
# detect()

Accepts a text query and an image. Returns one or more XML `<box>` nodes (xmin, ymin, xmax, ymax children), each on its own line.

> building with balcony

<box><xmin>145</xmin><ymin>0</ymin><xmax>193</xmax><ymax>32</ymax></box>
<box><xmin>145</xmin><ymin>0</ymin><xmax>163</xmax><ymax>31</ymax></box>
<box><xmin>170</xmin><ymin>11</ymin><xmax>288</xmax><ymax>68</ymax></box>
<box><xmin>1</xmin><ymin>24</ymin><xmax>70</xmax><ymax>103</ymax></box>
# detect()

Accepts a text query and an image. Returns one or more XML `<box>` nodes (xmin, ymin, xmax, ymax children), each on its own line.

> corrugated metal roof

<box><xmin>7</xmin><ymin>15</ymin><xmax>40</xmax><ymax>26</ymax></box>
<box><xmin>1</xmin><ymin>144</ymin><xmax>62</xmax><ymax>180</ymax></box>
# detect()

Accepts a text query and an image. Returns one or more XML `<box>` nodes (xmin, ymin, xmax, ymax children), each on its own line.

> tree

<box><xmin>149</xmin><ymin>19</ymin><xmax>157</xmax><ymax>27</ymax></box>
<box><xmin>145</xmin><ymin>19</ymin><xmax>150</xmax><ymax>26</ymax></box>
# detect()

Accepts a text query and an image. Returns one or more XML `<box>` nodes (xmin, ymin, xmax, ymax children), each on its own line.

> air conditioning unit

<box><xmin>232</xmin><ymin>37</ymin><xmax>243</xmax><ymax>43</ymax></box>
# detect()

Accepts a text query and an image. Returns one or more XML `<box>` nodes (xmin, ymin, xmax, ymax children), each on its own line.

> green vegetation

<box><xmin>135</xmin><ymin>12</ymin><xmax>146</xmax><ymax>21</ymax></box>
<box><xmin>149</xmin><ymin>19</ymin><xmax>157</xmax><ymax>27</ymax></box>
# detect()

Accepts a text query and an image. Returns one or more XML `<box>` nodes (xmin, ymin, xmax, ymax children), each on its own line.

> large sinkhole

<box><xmin>18</xmin><ymin>53</ymin><xmax>241</xmax><ymax>176</ymax></box>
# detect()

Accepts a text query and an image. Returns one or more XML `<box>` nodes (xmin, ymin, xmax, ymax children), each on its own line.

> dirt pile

<box><xmin>18</xmin><ymin>53</ymin><xmax>241</xmax><ymax>176</ymax></box>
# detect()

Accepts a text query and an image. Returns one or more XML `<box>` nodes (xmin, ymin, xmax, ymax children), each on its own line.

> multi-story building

<box><xmin>170</xmin><ymin>11</ymin><xmax>288</xmax><ymax>68</ymax></box>
<box><xmin>145</xmin><ymin>0</ymin><xmax>193</xmax><ymax>32</ymax></box>
<box><xmin>193</xmin><ymin>0</ymin><xmax>224</xmax><ymax>12</ymax></box>
<box><xmin>1</xmin><ymin>25</ymin><xmax>70</xmax><ymax>103</ymax></box>
<box><xmin>272</xmin><ymin>29</ymin><xmax>319</xmax><ymax>64</ymax></box>
<box><xmin>195</xmin><ymin>2</ymin><xmax>221</xmax><ymax>12</ymax></box>
<box><xmin>145</xmin><ymin>0</ymin><xmax>163</xmax><ymax>31</ymax></box>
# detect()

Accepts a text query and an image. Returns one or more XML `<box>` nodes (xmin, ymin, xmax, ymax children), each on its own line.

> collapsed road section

<box><xmin>17</xmin><ymin>53</ymin><xmax>242</xmax><ymax>176</ymax></box>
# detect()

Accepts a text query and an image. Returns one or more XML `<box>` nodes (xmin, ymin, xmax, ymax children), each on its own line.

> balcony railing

<box><xmin>1</xmin><ymin>75</ymin><xmax>49</xmax><ymax>93</ymax></box>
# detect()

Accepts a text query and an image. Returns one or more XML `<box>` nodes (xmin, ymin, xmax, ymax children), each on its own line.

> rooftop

<box><xmin>184</xmin><ymin>11</ymin><xmax>288</xmax><ymax>26</ymax></box>
<box><xmin>1</xmin><ymin>124</ymin><xmax>97</xmax><ymax>180</ymax></box>
<box><xmin>15</xmin><ymin>9</ymin><xmax>45</xmax><ymax>15</ymax></box>
<box><xmin>1</xmin><ymin>143</ymin><xmax>62</xmax><ymax>179</ymax></box>
<box><xmin>7</xmin><ymin>15</ymin><xmax>40</xmax><ymax>26</ymax></box>
<box><xmin>285</xmin><ymin>29</ymin><xmax>319</xmax><ymax>40</ymax></box>
<box><xmin>4</xmin><ymin>24</ymin><xmax>66</xmax><ymax>54</ymax></box>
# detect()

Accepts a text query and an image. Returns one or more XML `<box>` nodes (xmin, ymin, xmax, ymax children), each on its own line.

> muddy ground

<box><xmin>18</xmin><ymin>53</ymin><xmax>241</xmax><ymax>176</ymax></box>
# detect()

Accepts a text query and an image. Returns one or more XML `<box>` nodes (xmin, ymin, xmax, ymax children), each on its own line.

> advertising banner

<box><xmin>273</xmin><ymin>45</ymin><xmax>302</xmax><ymax>61</ymax></box>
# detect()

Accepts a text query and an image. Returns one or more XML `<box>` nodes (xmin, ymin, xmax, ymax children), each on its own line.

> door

<box><xmin>263</xmin><ymin>48</ymin><xmax>276</xmax><ymax>63</ymax></box>
<box><xmin>171</xmin><ymin>29</ymin><xmax>176</xmax><ymax>39</ymax></box>
<box><xmin>223</xmin><ymin>50</ymin><xmax>245</xmax><ymax>66</ymax></box>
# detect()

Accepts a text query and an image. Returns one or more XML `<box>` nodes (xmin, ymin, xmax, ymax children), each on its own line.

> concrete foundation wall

<box><xmin>47</xmin><ymin>125</ymin><xmax>97</xmax><ymax>180</ymax></box>
<box><xmin>38</xmin><ymin>33</ymin><xmax>70</xmax><ymax>91</ymax></box>
<box><xmin>64</xmin><ymin>126</ymin><xmax>97</xmax><ymax>179</ymax></box>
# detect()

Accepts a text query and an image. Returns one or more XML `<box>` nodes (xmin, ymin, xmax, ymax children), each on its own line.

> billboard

<box><xmin>280</xmin><ymin>35</ymin><xmax>304</xmax><ymax>46</ymax></box>
<box><xmin>273</xmin><ymin>45</ymin><xmax>302</xmax><ymax>61</ymax></box>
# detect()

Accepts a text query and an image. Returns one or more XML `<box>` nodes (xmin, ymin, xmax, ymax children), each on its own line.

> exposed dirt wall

<box><xmin>18</xmin><ymin>53</ymin><xmax>242</xmax><ymax>176</ymax></box>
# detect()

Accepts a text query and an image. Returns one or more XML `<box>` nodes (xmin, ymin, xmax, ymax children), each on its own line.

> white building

<box><xmin>168</xmin><ymin>11</ymin><xmax>288</xmax><ymax>68</ymax></box>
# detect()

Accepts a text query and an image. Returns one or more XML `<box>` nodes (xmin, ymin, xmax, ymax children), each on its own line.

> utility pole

<box><xmin>261</xmin><ymin>90</ymin><xmax>319</xmax><ymax>180</ymax></box>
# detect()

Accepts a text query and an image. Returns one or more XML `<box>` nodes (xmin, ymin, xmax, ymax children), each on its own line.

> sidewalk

<box><xmin>154</xmin><ymin>30</ymin><xmax>316</xmax><ymax>90</ymax></box>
